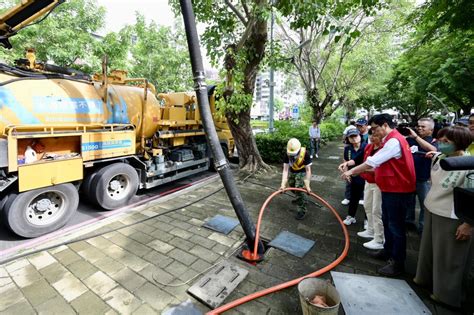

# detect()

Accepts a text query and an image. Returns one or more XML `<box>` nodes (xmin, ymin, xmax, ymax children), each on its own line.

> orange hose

<box><xmin>207</xmin><ymin>187</ymin><xmax>350</xmax><ymax>315</ymax></box>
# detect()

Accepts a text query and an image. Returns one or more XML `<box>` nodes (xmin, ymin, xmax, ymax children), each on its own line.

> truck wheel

<box><xmin>3</xmin><ymin>184</ymin><xmax>79</xmax><ymax>238</ymax></box>
<box><xmin>91</xmin><ymin>163</ymin><xmax>139</xmax><ymax>210</ymax></box>
<box><xmin>81</xmin><ymin>170</ymin><xmax>99</xmax><ymax>204</ymax></box>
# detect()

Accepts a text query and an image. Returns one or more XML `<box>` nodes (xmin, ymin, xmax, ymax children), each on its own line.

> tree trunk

<box><xmin>308</xmin><ymin>88</ymin><xmax>323</xmax><ymax>123</ymax></box>
<box><xmin>226</xmin><ymin>111</ymin><xmax>270</xmax><ymax>173</ymax></box>
<box><xmin>222</xmin><ymin>11</ymin><xmax>271</xmax><ymax>173</ymax></box>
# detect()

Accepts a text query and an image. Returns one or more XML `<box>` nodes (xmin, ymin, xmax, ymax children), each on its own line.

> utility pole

<box><xmin>268</xmin><ymin>1</ymin><xmax>275</xmax><ymax>133</ymax></box>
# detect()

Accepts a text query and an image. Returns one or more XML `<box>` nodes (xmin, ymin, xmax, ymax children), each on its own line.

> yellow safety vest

<box><xmin>290</xmin><ymin>147</ymin><xmax>306</xmax><ymax>171</ymax></box>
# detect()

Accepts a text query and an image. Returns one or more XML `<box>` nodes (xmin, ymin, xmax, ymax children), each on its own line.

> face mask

<box><xmin>438</xmin><ymin>142</ymin><xmax>456</xmax><ymax>155</ymax></box>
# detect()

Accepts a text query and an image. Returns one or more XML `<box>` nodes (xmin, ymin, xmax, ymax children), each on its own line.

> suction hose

<box><xmin>207</xmin><ymin>187</ymin><xmax>350</xmax><ymax>315</ymax></box>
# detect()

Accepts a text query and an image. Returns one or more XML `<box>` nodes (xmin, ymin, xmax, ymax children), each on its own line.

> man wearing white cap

<box><xmin>280</xmin><ymin>138</ymin><xmax>312</xmax><ymax>220</ymax></box>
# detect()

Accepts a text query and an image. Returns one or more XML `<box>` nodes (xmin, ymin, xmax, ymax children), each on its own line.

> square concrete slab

<box><xmin>311</xmin><ymin>175</ymin><xmax>327</xmax><ymax>182</ymax></box>
<box><xmin>187</xmin><ymin>260</ymin><xmax>248</xmax><ymax>309</ymax></box>
<box><xmin>202</xmin><ymin>215</ymin><xmax>239</xmax><ymax>235</ymax></box>
<box><xmin>268</xmin><ymin>231</ymin><xmax>315</xmax><ymax>258</ymax></box>
<box><xmin>163</xmin><ymin>299</ymin><xmax>202</xmax><ymax>315</ymax></box>
<box><xmin>331</xmin><ymin>271</ymin><xmax>431</xmax><ymax>315</ymax></box>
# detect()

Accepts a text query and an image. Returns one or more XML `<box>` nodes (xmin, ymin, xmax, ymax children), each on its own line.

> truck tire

<box><xmin>81</xmin><ymin>170</ymin><xmax>99</xmax><ymax>205</ymax></box>
<box><xmin>3</xmin><ymin>184</ymin><xmax>79</xmax><ymax>238</ymax></box>
<box><xmin>90</xmin><ymin>163</ymin><xmax>139</xmax><ymax>210</ymax></box>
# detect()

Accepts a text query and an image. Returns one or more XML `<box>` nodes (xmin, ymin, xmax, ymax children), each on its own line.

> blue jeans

<box><xmin>382</xmin><ymin>192</ymin><xmax>415</xmax><ymax>264</ymax></box>
<box><xmin>405</xmin><ymin>180</ymin><xmax>430</xmax><ymax>232</ymax></box>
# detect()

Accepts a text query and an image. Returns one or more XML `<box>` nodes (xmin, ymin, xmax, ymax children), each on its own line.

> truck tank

<box><xmin>0</xmin><ymin>71</ymin><xmax>161</xmax><ymax>139</ymax></box>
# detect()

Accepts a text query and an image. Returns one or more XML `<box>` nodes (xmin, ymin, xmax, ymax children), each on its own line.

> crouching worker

<box><xmin>280</xmin><ymin>138</ymin><xmax>312</xmax><ymax>220</ymax></box>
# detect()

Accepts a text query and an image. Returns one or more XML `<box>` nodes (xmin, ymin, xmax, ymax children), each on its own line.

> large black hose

<box><xmin>179</xmin><ymin>0</ymin><xmax>263</xmax><ymax>254</ymax></box>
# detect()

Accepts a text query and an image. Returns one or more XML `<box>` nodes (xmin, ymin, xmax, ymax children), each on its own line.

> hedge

<box><xmin>255</xmin><ymin>120</ymin><xmax>345</xmax><ymax>163</ymax></box>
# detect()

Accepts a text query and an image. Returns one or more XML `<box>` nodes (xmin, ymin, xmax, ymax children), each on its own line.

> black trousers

<box><xmin>348</xmin><ymin>181</ymin><xmax>365</xmax><ymax>217</ymax></box>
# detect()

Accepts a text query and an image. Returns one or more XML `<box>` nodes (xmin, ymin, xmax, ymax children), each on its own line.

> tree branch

<box><xmin>225</xmin><ymin>0</ymin><xmax>248</xmax><ymax>25</ymax></box>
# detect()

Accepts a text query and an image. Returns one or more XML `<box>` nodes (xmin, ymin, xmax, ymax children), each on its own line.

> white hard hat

<box><xmin>287</xmin><ymin>138</ymin><xmax>301</xmax><ymax>156</ymax></box>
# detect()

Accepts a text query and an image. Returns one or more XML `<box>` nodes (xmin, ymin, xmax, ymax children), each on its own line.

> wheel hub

<box><xmin>110</xmin><ymin>179</ymin><xmax>121</xmax><ymax>191</ymax></box>
<box><xmin>35</xmin><ymin>198</ymin><xmax>52</xmax><ymax>212</ymax></box>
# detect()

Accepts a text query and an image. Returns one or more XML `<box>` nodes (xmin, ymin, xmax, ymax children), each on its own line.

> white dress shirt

<box><xmin>366</xmin><ymin>138</ymin><xmax>402</xmax><ymax>168</ymax></box>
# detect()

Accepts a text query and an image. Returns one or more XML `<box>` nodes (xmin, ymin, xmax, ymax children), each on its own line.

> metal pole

<box><xmin>268</xmin><ymin>3</ymin><xmax>275</xmax><ymax>133</ymax></box>
<box><xmin>179</xmin><ymin>0</ymin><xmax>263</xmax><ymax>254</ymax></box>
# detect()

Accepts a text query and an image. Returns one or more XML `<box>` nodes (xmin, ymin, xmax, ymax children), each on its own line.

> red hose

<box><xmin>207</xmin><ymin>187</ymin><xmax>350</xmax><ymax>315</ymax></box>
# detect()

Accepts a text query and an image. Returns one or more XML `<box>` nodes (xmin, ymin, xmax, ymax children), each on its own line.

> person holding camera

<box><xmin>404</xmin><ymin>118</ymin><xmax>438</xmax><ymax>234</ymax></box>
<box><xmin>414</xmin><ymin>126</ymin><xmax>473</xmax><ymax>308</ymax></box>
<box><xmin>340</xmin><ymin>114</ymin><xmax>416</xmax><ymax>277</ymax></box>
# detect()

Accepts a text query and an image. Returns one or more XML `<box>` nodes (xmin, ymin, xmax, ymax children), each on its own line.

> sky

<box><xmin>96</xmin><ymin>0</ymin><xmax>176</xmax><ymax>33</ymax></box>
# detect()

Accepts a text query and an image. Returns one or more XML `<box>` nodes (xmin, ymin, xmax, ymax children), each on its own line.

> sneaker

<box><xmin>363</xmin><ymin>219</ymin><xmax>368</xmax><ymax>230</ymax></box>
<box><xmin>343</xmin><ymin>216</ymin><xmax>356</xmax><ymax>225</ymax></box>
<box><xmin>363</xmin><ymin>239</ymin><xmax>384</xmax><ymax>250</ymax></box>
<box><xmin>377</xmin><ymin>259</ymin><xmax>404</xmax><ymax>277</ymax></box>
<box><xmin>341</xmin><ymin>199</ymin><xmax>350</xmax><ymax>205</ymax></box>
<box><xmin>295</xmin><ymin>211</ymin><xmax>306</xmax><ymax>220</ymax></box>
<box><xmin>359</xmin><ymin>199</ymin><xmax>364</xmax><ymax>205</ymax></box>
<box><xmin>357</xmin><ymin>230</ymin><xmax>374</xmax><ymax>239</ymax></box>
<box><xmin>315</xmin><ymin>154</ymin><xmax>319</xmax><ymax>158</ymax></box>
<box><xmin>310</xmin><ymin>155</ymin><xmax>313</xmax><ymax>159</ymax></box>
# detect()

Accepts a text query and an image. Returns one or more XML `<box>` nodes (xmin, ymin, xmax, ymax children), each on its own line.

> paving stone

<box><xmin>5</xmin><ymin>259</ymin><xmax>30</xmax><ymax>273</ymax></box>
<box><xmin>212</xmin><ymin>243</ymin><xmax>231</xmax><ymax>255</ymax></box>
<box><xmin>142</xmin><ymin>250</ymin><xmax>174</xmax><ymax>268</ymax></box>
<box><xmin>70</xmin><ymin>290</ymin><xmax>111</xmax><ymax>314</ymax></box>
<box><xmin>49</xmin><ymin>244</ymin><xmax>68</xmax><ymax>254</ymax></box>
<box><xmin>176</xmin><ymin>268</ymin><xmax>199</xmax><ymax>283</ymax></box>
<box><xmin>188</xmin><ymin>217</ymin><xmax>205</xmax><ymax>226</ymax></box>
<box><xmin>150</xmin><ymin>229</ymin><xmax>174</xmax><ymax>242</ymax></box>
<box><xmin>208</xmin><ymin>232</ymin><xmax>238</xmax><ymax>247</ymax></box>
<box><xmin>164</xmin><ymin>260</ymin><xmax>189</xmax><ymax>279</ymax></box>
<box><xmin>84</xmin><ymin>271</ymin><xmax>118</xmax><ymax>297</ymax></box>
<box><xmin>169</xmin><ymin>220</ymin><xmax>193</xmax><ymax>231</ymax></box>
<box><xmin>114</xmin><ymin>254</ymin><xmax>150</xmax><ymax>273</ymax></box>
<box><xmin>38</xmin><ymin>262</ymin><xmax>69</xmax><ymax>284</ymax></box>
<box><xmin>27</xmin><ymin>252</ymin><xmax>57</xmax><ymax>270</ymax></box>
<box><xmin>135</xmin><ymin>282</ymin><xmax>178</xmax><ymax>311</ymax></box>
<box><xmin>9</xmin><ymin>263</ymin><xmax>42</xmax><ymax>288</ymax></box>
<box><xmin>118</xmin><ymin>226</ymin><xmax>137</xmax><ymax>236</ymax></box>
<box><xmin>147</xmin><ymin>239</ymin><xmax>174</xmax><ymax>254</ymax></box>
<box><xmin>109</xmin><ymin>268</ymin><xmax>147</xmax><ymax>293</ymax></box>
<box><xmin>190</xmin><ymin>258</ymin><xmax>213</xmax><ymax>273</ymax></box>
<box><xmin>189</xmin><ymin>234</ymin><xmax>217</xmax><ymax>249</ymax></box>
<box><xmin>187</xmin><ymin>225</ymin><xmax>213</xmax><ymax>238</ymax></box>
<box><xmin>87</xmin><ymin>236</ymin><xmax>115</xmax><ymax>249</ymax></box>
<box><xmin>22</xmin><ymin>279</ymin><xmax>58</xmax><ymax>306</ymax></box>
<box><xmin>103</xmin><ymin>286</ymin><xmax>142</xmax><ymax>313</ymax></box>
<box><xmin>0</xmin><ymin>283</ymin><xmax>26</xmax><ymax>311</ymax></box>
<box><xmin>77</xmin><ymin>246</ymin><xmax>107</xmax><ymax>263</ymax></box>
<box><xmin>0</xmin><ymin>274</ymin><xmax>12</xmax><ymax>287</ymax></box>
<box><xmin>102</xmin><ymin>243</ymin><xmax>127</xmax><ymax>259</ymax></box>
<box><xmin>152</xmin><ymin>221</ymin><xmax>174</xmax><ymax>233</ymax></box>
<box><xmin>157</xmin><ymin>214</ymin><xmax>174</xmax><ymax>223</ymax></box>
<box><xmin>36</xmin><ymin>295</ymin><xmax>75</xmax><ymax>315</ymax></box>
<box><xmin>167</xmin><ymin>248</ymin><xmax>198</xmax><ymax>266</ymax></box>
<box><xmin>167</xmin><ymin>237</ymin><xmax>194</xmax><ymax>251</ymax></box>
<box><xmin>51</xmin><ymin>248</ymin><xmax>82</xmax><ymax>266</ymax></box>
<box><xmin>189</xmin><ymin>245</ymin><xmax>221</xmax><ymax>263</ymax></box>
<box><xmin>132</xmin><ymin>303</ymin><xmax>157</xmax><ymax>315</ymax></box>
<box><xmin>69</xmin><ymin>241</ymin><xmax>90</xmax><ymax>253</ymax></box>
<box><xmin>67</xmin><ymin>259</ymin><xmax>98</xmax><ymax>280</ymax></box>
<box><xmin>128</xmin><ymin>231</ymin><xmax>155</xmax><ymax>245</ymax></box>
<box><xmin>132</xmin><ymin>222</ymin><xmax>156</xmax><ymax>235</ymax></box>
<box><xmin>94</xmin><ymin>256</ymin><xmax>126</xmax><ymax>277</ymax></box>
<box><xmin>1</xmin><ymin>299</ymin><xmax>35</xmax><ymax>314</ymax></box>
<box><xmin>140</xmin><ymin>264</ymin><xmax>174</xmax><ymax>285</ymax></box>
<box><xmin>52</xmin><ymin>274</ymin><xmax>89</xmax><ymax>302</ymax></box>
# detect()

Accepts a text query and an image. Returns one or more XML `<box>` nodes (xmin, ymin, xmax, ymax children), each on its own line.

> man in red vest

<box><xmin>341</xmin><ymin>114</ymin><xmax>416</xmax><ymax>276</ymax></box>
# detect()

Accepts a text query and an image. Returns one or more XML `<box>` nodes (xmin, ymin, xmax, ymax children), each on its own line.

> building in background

<box><xmin>251</xmin><ymin>70</ymin><xmax>304</xmax><ymax>120</ymax></box>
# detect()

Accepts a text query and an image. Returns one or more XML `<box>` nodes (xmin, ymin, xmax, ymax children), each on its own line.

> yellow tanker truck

<box><xmin>0</xmin><ymin>55</ymin><xmax>234</xmax><ymax>238</ymax></box>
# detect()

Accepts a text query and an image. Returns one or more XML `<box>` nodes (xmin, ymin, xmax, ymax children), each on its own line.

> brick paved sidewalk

<box><xmin>0</xmin><ymin>142</ymin><xmax>469</xmax><ymax>314</ymax></box>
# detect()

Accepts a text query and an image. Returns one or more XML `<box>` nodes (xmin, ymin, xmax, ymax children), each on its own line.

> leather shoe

<box><xmin>378</xmin><ymin>260</ymin><xmax>404</xmax><ymax>277</ymax></box>
<box><xmin>368</xmin><ymin>249</ymin><xmax>389</xmax><ymax>261</ymax></box>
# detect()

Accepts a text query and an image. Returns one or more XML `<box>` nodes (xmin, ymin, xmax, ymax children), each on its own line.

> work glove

<box><xmin>280</xmin><ymin>179</ymin><xmax>288</xmax><ymax>191</ymax></box>
<box><xmin>303</xmin><ymin>179</ymin><xmax>311</xmax><ymax>194</ymax></box>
